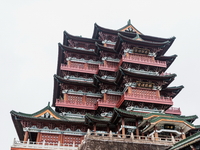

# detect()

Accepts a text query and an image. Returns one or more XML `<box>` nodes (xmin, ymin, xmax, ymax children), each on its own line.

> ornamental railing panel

<box><xmin>122</xmin><ymin>54</ymin><xmax>167</xmax><ymax>68</ymax></box>
<box><xmin>12</xmin><ymin>139</ymin><xmax>78</xmax><ymax>150</ymax></box>
<box><xmin>165</xmin><ymin>107</ymin><xmax>181</xmax><ymax>115</ymax></box>
<box><xmin>124</xmin><ymin>93</ymin><xmax>172</xmax><ymax>105</ymax></box>
<box><xmin>61</xmin><ymin>63</ymin><xmax>98</xmax><ymax>74</ymax></box>
<box><xmin>99</xmin><ymin>62</ymin><xmax>119</xmax><ymax>72</ymax></box>
<box><xmin>56</xmin><ymin>99</ymin><xmax>98</xmax><ymax>110</ymax></box>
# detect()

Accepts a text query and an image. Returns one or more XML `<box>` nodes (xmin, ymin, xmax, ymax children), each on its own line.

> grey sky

<box><xmin>1</xmin><ymin>0</ymin><xmax>200</xmax><ymax>149</ymax></box>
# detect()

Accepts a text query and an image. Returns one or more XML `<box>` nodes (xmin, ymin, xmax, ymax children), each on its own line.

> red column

<box><xmin>64</xmin><ymin>93</ymin><xmax>68</xmax><ymax>102</ymax></box>
<box><xmin>23</xmin><ymin>131</ymin><xmax>29</xmax><ymax>142</ymax></box>
<box><xmin>36</xmin><ymin>132</ymin><xmax>41</xmax><ymax>143</ymax></box>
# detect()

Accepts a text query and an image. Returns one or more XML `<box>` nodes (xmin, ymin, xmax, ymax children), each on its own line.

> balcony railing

<box><xmin>165</xmin><ymin>107</ymin><xmax>181</xmax><ymax>115</ymax></box>
<box><xmin>78</xmin><ymin>130</ymin><xmax>181</xmax><ymax>149</ymax></box>
<box><xmin>98</xmin><ymin>99</ymin><xmax>120</xmax><ymax>108</ymax></box>
<box><xmin>124</xmin><ymin>94</ymin><xmax>172</xmax><ymax>105</ymax></box>
<box><xmin>99</xmin><ymin>64</ymin><xmax>119</xmax><ymax>72</ymax></box>
<box><xmin>60</xmin><ymin>63</ymin><xmax>98</xmax><ymax>74</ymax></box>
<box><xmin>116</xmin><ymin>93</ymin><xmax>173</xmax><ymax>108</ymax></box>
<box><xmin>122</xmin><ymin>55</ymin><xmax>167</xmax><ymax>68</ymax></box>
<box><xmin>11</xmin><ymin>139</ymin><xmax>78</xmax><ymax>150</ymax></box>
<box><xmin>56</xmin><ymin>99</ymin><xmax>98</xmax><ymax>110</ymax></box>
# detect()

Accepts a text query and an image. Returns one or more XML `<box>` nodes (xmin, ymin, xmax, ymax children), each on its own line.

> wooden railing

<box><xmin>56</xmin><ymin>99</ymin><xmax>98</xmax><ymax>110</ymax></box>
<box><xmin>124</xmin><ymin>93</ymin><xmax>173</xmax><ymax>105</ymax></box>
<box><xmin>11</xmin><ymin>139</ymin><xmax>78</xmax><ymax>150</ymax></box>
<box><xmin>60</xmin><ymin>63</ymin><xmax>98</xmax><ymax>74</ymax></box>
<box><xmin>122</xmin><ymin>55</ymin><xmax>167</xmax><ymax>68</ymax></box>
<box><xmin>165</xmin><ymin>107</ymin><xmax>181</xmax><ymax>115</ymax></box>
<box><xmin>99</xmin><ymin>64</ymin><xmax>119</xmax><ymax>72</ymax></box>
<box><xmin>116</xmin><ymin>93</ymin><xmax>173</xmax><ymax>108</ymax></box>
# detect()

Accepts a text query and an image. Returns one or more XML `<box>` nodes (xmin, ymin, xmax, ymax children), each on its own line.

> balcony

<box><xmin>11</xmin><ymin>139</ymin><xmax>78</xmax><ymax>150</ymax></box>
<box><xmin>165</xmin><ymin>107</ymin><xmax>181</xmax><ymax>115</ymax></box>
<box><xmin>56</xmin><ymin>99</ymin><xmax>98</xmax><ymax>110</ymax></box>
<box><xmin>122</xmin><ymin>54</ymin><xmax>167</xmax><ymax>68</ymax></box>
<box><xmin>61</xmin><ymin>63</ymin><xmax>98</xmax><ymax>74</ymax></box>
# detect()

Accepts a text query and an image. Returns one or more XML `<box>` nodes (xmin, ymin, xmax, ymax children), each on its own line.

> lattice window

<box><xmin>106</xmin><ymin>62</ymin><xmax>118</xmax><ymax>68</ymax></box>
<box><xmin>68</xmin><ymin>95</ymin><xmax>83</xmax><ymax>104</ymax></box>
<box><xmin>70</xmin><ymin>62</ymin><xmax>85</xmax><ymax>69</ymax></box>
<box><xmin>88</xmin><ymin>64</ymin><xmax>98</xmax><ymax>70</ymax></box>
<box><xmin>63</xmin><ymin>135</ymin><xmax>83</xmax><ymax>146</ymax></box>
<box><xmin>41</xmin><ymin>133</ymin><xmax>59</xmax><ymax>144</ymax></box>
<box><xmin>86</xmin><ymin>97</ymin><xmax>97</xmax><ymax>105</ymax></box>
<box><xmin>107</xmin><ymin>95</ymin><xmax>120</xmax><ymax>103</ymax></box>
<box><xmin>132</xmin><ymin>88</ymin><xmax>158</xmax><ymax>97</ymax></box>
<box><xmin>128</xmin><ymin>54</ymin><xmax>154</xmax><ymax>62</ymax></box>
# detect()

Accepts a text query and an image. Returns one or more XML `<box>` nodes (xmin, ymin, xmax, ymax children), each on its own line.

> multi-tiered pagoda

<box><xmin>11</xmin><ymin>20</ymin><xmax>200</xmax><ymax>150</ymax></box>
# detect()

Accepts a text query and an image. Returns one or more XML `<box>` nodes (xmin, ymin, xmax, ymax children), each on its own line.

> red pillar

<box><xmin>23</xmin><ymin>131</ymin><xmax>29</xmax><ymax>142</ymax></box>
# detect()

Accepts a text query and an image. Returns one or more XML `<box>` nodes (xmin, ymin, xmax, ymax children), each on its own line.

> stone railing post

<box><xmin>131</xmin><ymin>132</ymin><xmax>134</xmax><ymax>141</ymax></box>
<box><xmin>109</xmin><ymin>130</ymin><xmax>113</xmax><ymax>140</ymax></box>
<box><xmin>171</xmin><ymin>135</ymin><xmax>175</xmax><ymax>144</ymax></box>
<box><xmin>26</xmin><ymin>139</ymin><xmax>30</xmax><ymax>148</ymax></box>
<box><xmin>13</xmin><ymin>138</ymin><xmax>16</xmax><ymax>146</ymax></box>
<box><xmin>42</xmin><ymin>140</ymin><xmax>45</xmax><ymax>148</ymax></box>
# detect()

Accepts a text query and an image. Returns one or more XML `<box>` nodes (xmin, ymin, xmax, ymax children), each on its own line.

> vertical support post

<box><xmin>154</xmin><ymin>127</ymin><xmax>158</xmax><ymax>141</ymax></box>
<box><xmin>64</xmin><ymin>93</ymin><xmax>68</xmax><ymax>102</ymax></box>
<box><xmin>181</xmin><ymin>133</ymin><xmax>186</xmax><ymax>139</ymax></box>
<box><xmin>104</xmin><ymin>93</ymin><xmax>107</xmax><ymax>102</ymax></box>
<box><xmin>26</xmin><ymin>139</ymin><xmax>30</xmax><ymax>147</ymax></box>
<box><xmin>59</xmin><ymin>134</ymin><xmax>64</xmax><ymax>146</ymax></box>
<box><xmin>68</xmin><ymin>60</ymin><xmax>71</xmax><ymax>67</ymax></box>
<box><xmin>23</xmin><ymin>131</ymin><xmax>29</xmax><ymax>142</ymax></box>
<box><xmin>135</xmin><ymin>120</ymin><xmax>139</xmax><ymax>139</ymax></box>
<box><xmin>156</xmin><ymin>90</ymin><xmax>160</xmax><ymax>98</ymax></box>
<box><xmin>36</xmin><ymin>132</ymin><xmax>41</xmax><ymax>143</ymax></box>
<box><xmin>42</xmin><ymin>140</ymin><xmax>45</xmax><ymax>148</ymax></box>
<box><xmin>104</xmin><ymin>60</ymin><xmax>107</xmax><ymax>67</ymax></box>
<box><xmin>131</xmin><ymin>132</ymin><xmax>134</xmax><ymax>141</ymax></box>
<box><xmin>126</xmin><ymin>52</ymin><xmax>129</xmax><ymax>58</ymax></box>
<box><xmin>128</xmin><ymin>87</ymin><xmax>132</xmax><ymax>94</ymax></box>
<box><xmin>58</xmin><ymin>141</ymin><xmax>60</xmax><ymax>148</ymax></box>
<box><xmin>121</xmin><ymin>117</ymin><xmax>125</xmax><ymax>138</ymax></box>
<box><xmin>84</xmin><ymin>63</ymin><xmax>88</xmax><ymax>69</ymax></box>
<box><xmin>83</xmin><ymin>95</ymin><xmax>86</xmax><ymax>105</ymax></box>
<box><xmin>180</xmin><ymin>129</ymin><xmax>186</xmax><ymax>139</ymax></box>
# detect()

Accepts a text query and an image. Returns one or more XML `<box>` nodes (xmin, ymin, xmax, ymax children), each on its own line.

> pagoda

<box><xmin>11</xmin><ymin>20</ymin><xmax>200</xmax><ymax>150</ymax></box>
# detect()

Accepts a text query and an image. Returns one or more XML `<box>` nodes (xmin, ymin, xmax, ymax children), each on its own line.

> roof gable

<box><xmin>119</xmin><ymin>19</ymin><xmax>142</xmax><ymax>35</ymax></box>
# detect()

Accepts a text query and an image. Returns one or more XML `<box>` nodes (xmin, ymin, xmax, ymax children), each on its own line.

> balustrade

<box><xmin>82</xmin><ymin>131</ymin><xmax>181</xmax><ymax>146</ymax></box>
<box><xmin>61</xmin><ymin>63</ymin><xmax>98</xmax><ymax>74</ymax></box>
<box><xmin>165</xmin><ymin>107</ymin><xmax>181</xmax><ymax>115</ymax></box>
<box><xmin>56</xmin><ymin>96</ymin><xmax>98</xmax><ymax>110</ymax></box>
<box><xmin>98</xmin><ymin>94</ymin><xmax>121</xmax><ymax>108</ymax></box>
<box><xmin>99</xmin><ymin>62</ymin><xmax>119</xmax><ymax>72</ymax></box>
<box><xmin>122</xmin><ymin>54</ymin><xmax>167</xmax><ymax>68</ymax></box>
<box><xmin>124</xmin><ymin>93</ymin><xmax>172</xmax><ymax>105</ymax></box>
<box><xmin>12</xmin><ymin>139</ymin><xmax>78</xmax><ymax>150</ymax></box>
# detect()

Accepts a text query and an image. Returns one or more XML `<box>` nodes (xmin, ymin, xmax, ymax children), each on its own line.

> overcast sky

<box><xmin>1</xmin><ymin>0</ymin><xmax>200</xmax><ymax>149</ymax></box>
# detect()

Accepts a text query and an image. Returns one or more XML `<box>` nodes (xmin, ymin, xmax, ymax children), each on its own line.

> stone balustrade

<box><xmin>11</xmin><ymin>138</ymin><xmax>78</xmax><ymax>150</ymax></box>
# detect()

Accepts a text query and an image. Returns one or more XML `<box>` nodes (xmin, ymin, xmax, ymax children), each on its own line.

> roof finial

<box><xmin>48</xmin><ymin>102</ymin><xmax>50</xmax><ymax>106</ymax></box>
<box><xmin>127</xmin><ymin>19</ymin><xmax>131</xmax><ymax>25</ymax></box>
